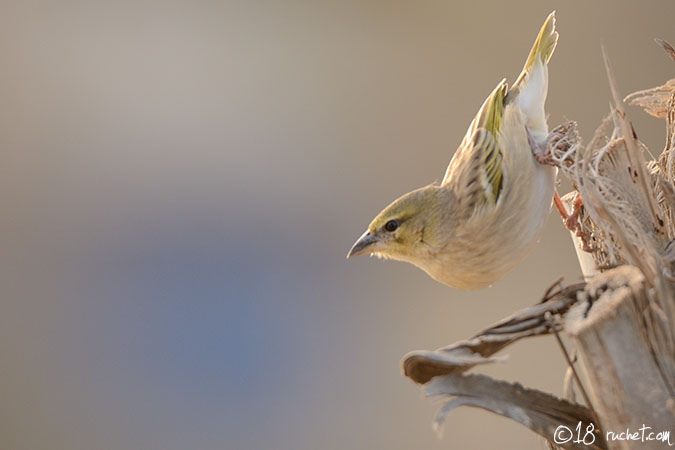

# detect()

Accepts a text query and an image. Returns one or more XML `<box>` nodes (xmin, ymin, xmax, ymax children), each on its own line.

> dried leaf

<box><xmin>402</xmin><ymin>283</ymin><xmax>584</xmax><ymax>384</ymax></box>
<box><xmin>624</xmin><ymin>79</ymin><xmax>675</xmax><ymax>119</ymax></box>
<box><xmin>426</xmin><ymin>374</ymin><xmax>606</xmax><ymax>450</ymax></box>
<box><xmin>655</xmin><ymin>38</ymin><xmax>675</xmax><ymax>62</ymax></box>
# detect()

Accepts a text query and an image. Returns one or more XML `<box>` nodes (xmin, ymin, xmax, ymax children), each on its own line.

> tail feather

<box><xmin>513</xmin><ymin>11</ymin><xmax>558</xmax><ymax>89</ymax></box>
<box><xmin>508</xmin><ymin>11</ymin><xmax>558</xmax><ymax>137</ymax></box>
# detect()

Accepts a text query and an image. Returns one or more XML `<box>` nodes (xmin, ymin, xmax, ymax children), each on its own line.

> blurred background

<box><xmin>1</xmin><ymin>1</ymin><xmax>673</xmax><ymax>449</ymax></box>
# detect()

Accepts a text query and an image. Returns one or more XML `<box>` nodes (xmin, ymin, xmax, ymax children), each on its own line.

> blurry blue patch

<box><xmin>77</xmin><ymin>215</ymin><xmax>316</xmax><ymax>428</ymax></box>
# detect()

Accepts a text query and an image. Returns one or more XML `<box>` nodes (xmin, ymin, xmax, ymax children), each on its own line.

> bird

<box><xmin>347</xmin><ymin>12</ymin><xmax>559</xmax><ymax>290</ymax></box>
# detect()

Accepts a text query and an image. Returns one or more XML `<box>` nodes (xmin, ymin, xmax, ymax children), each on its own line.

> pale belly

<box><xmin>423</xmin><ymin>106</ymin><xmax>556</xmax><ymax>290</ymax></box>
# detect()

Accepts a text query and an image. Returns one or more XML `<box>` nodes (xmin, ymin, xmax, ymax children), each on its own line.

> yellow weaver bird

<box><xmin>348</xmin><ymin>12</ymin><xmax>559</xmax><ymax>290</ymax></box>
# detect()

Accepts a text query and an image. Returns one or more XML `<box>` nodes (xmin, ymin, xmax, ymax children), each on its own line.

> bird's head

<box><xmin>347</xmin><ymin>185</ymin><xmax>454</xmax><ymax>263</ymax></box>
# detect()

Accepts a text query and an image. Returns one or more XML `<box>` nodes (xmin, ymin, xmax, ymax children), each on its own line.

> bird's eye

<box><xmin>384</xmin><ymin>220</ymin><xmax>399</xmax><ymax>232</ymax></box>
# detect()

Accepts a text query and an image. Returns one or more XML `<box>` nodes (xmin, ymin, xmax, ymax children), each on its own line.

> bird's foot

<box><xmin>528</xmin><ymin>121</ymin><xmax>579</xmax><ymax>168</ymax></box>
<box><xmin>553</xmin><ymin>190</ymin><xmax>592</xmax><ymax>252</ymax></box>
<box><xmin>526</xmin><ymin>126</ymin><xmax>554</xmax><ymax>165</ymax></box>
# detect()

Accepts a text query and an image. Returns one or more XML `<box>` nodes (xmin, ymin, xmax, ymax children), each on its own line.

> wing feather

<box><xmin>443</xmin><ymin>80</ymin><xmax>506</xmax><ymax>212</ymax></box>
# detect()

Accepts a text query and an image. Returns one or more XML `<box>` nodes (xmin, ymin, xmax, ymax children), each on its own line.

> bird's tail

<box><xmin>513</xmin><ymin>11</ymin><xmax>558</xmax><ymax>90</ymax></box>
<box><xmin>509</xmin><ymin>11</ymin><xmax>558</xmax><ymax>136</ymax></box>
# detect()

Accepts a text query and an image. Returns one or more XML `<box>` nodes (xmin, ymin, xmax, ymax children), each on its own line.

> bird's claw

<box><xmin>526</xmin><ymin>126</ymin><xmax>554</xmax><ymax>165</ymax></box>
<box><xmin>528</xmin><ymin>121</ymin><xmax>579</xmax><ymax>168</ymax></box>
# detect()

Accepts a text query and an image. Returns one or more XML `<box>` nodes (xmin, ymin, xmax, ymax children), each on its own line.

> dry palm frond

<box><xmin>545</xmin><ymin>42</ymin><xmax>675</xmax><ymax>394</ymax></box>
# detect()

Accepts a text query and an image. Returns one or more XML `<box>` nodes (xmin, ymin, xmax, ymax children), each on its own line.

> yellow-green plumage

<box><xmin>514</xmin><ymin>11</ymin><xmax>558</xmax><ymax>89</ymax></box>
<box><xmin>348</xmin><ymin>12</ymin><xmax>559</xmax><ymax>290</ymax></box>
<box><xmin>464</xmin><ymin>81</ymin><xmax>507</xmax><ymax>205</ymax></box>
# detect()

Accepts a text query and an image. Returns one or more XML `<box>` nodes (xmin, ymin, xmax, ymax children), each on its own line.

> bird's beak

<box><xmin>347</xmin><ymin>230</ymin><xmax>378</xmax><ymax>258</ymax></box>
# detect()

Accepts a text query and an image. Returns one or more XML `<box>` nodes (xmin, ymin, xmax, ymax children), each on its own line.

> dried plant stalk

<box><xmin>565</xmin><ymin>267</ymin><xmax>675</xmax><ymax>447</ymax></box>
<box><xmin>548</xmin><ymin>47</ymin><xmax>675</xmax><ymax>396</ymax></box>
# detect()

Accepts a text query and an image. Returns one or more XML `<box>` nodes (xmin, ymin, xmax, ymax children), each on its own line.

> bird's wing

<box><xmin>440</xmin><ymin>12</ymin><xmax>558</xmax><ymax>214</ymax></box>
<box><xmin>442</xmin><ymin>80</ymin><xmax>507</xmax><ymax>213</ymax></box>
